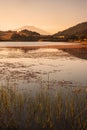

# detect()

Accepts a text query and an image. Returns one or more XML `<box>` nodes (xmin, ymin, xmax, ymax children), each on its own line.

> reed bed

<box><xmin>0</xmin><ymin>84</ymin><xmax>87</xmax><ymax>130</ymax></box>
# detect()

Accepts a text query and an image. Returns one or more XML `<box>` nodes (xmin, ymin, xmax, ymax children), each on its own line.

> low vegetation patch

<box><xmin>0</xmin><ymin>85</ymin><xmax>87</xmax><ymax>130</ymax></box>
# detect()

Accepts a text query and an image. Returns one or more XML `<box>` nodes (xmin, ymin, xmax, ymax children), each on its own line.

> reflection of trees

<box><xmin>20</xmin><ymin>48</ymin><xmax>38</xmax><ymax>53</ymax></box>
<box><xmin>8</xmin><ymin>47</ymin><xmax>87</xmax><ymax>59</ymax></box>
<box><xmin>8</xmin><ymin>47</ymin><xmax>39</xmax><ymax>53</ymax></box>
<box><xmin>61</xmin><ymin>48</ymin><xmax>87</xmax><ymax>59</ymax></box>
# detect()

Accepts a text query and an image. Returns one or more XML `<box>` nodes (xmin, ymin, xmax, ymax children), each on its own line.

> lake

<box><xmin>0</xmin><ymin>42</ymin><xmax>87</xmax><ymax>129</ymax></box>
<box><xmin>0</xmin><ymin>41</ymin><xmax>81</xmax><ymax>47</ymax></box>
<box><xmin>0</xmin><ymin>42</ymin><xmax>87</xmax><ymax>93</ymax></box>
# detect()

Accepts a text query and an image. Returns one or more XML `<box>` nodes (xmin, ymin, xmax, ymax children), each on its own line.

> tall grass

<box><xmin>0</xmin><ymin>84</ymin><xmax>87</xmax><ymax>130</ymax></box>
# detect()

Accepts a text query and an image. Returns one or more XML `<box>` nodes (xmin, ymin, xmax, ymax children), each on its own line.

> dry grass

<box><xmin>0</xmin><ymin>84</ymin><xmax>87</xmax><ymax>130</ymax></box>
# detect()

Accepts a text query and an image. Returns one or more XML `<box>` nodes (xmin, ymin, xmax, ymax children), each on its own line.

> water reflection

<box><xmin>0</xmin><ymin>47</ymin><xmax>87</xmax><ymax>90</ymax></box>
<box><xmin>61</xmin><ymin>48</ymin><xmax>87</xmax><ymax>59</ymax></box>
<box><xmin>1</xmin><ymin>47</ymin><xmax>86</xmax><ymax>59</ymax></box>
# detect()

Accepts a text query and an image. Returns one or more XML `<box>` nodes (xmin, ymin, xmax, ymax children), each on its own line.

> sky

<box><xmin>0</xmin><ymin>0</ymin><xmax>87</xmax><ymax>34</ymax></box>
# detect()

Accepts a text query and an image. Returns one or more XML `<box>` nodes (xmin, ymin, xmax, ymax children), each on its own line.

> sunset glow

<box><xmin>0</xmin><ymin>0</ymin><xmax>87</xmax><ymax>33</ymax></box>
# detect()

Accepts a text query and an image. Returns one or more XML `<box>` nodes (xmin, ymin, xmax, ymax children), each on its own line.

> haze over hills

<box><xmin>15</xmin><ymin>26</ymin><xmax>50</xmax><ymax>35</ymax></box>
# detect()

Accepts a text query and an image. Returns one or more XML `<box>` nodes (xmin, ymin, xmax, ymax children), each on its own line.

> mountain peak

<box><xmin>15</xmin><ymin>26</ymin><xmax>50</xmax><ymax>35</ymax></box>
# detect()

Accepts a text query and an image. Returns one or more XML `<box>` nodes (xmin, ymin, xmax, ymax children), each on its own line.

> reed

<box><xmin>0</xmin><ymin>84</ymin><xmax>87</xmax><ymax>130</ymax></box>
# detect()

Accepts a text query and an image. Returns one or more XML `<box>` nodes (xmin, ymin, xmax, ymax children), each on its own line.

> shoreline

<box><xmin>0</xmin><ymin>44</ymin><xmax>87</xmax><ymax>49</ymax></box>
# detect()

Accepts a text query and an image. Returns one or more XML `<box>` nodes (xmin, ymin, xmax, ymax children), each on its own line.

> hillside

<box><xmin>54</xmin><ymin>22</ymin><xmax>87</xmax><ymax>40</ymax></box>
<box><xmin>19</xmin><ymin>29</ymin><xmax>40</xmax><ymax>36</ymax></box>
<box><xmin>11</xmin><ymin>30</ymin><xmax>40</xmax><ymax>41</ymax></box>
<box><xmin>0</xmin><ymin>30</ymin><xmax>41</xmax><ymax>41</ymax></box>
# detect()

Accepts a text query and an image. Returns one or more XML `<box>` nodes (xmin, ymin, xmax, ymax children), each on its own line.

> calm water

<box><xmin>0</xmin><ymin>41</ymin><xmax>80</xmax><ymax>47</ymax></box>
<box><xmin>0</xmin><ymin>42</ymin><xmax>87</xmax><ymax>95</ymax></box>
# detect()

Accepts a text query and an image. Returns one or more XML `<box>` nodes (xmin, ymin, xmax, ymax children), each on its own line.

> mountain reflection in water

<box><xmin>0</xmin><ymin>47</ymin><xmax>87</xmax><ymax>90</ymax></box>
<box><xmin>60</xmin><ymin>48</ymin><xmax>87</xmax><ymax>59</ymax></box>
<box><xmin>1</xmin><ymin>47</ymin><xmax>86</xmax><ymax>59</ymax></box>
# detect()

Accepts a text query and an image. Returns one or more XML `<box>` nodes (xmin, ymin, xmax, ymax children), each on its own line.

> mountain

<box><xmin>19</xmin><ymin>29</ymin><xmax>40</xmax><ymax>36</ymax></box>
<box><xmin>0</xmin><ymin>22</ymin><xmax>87</xmax><ymax>41</ymax></box>
<box><xmin>11</xmin><ymin>29</ymin><xmax>40</xmax><ymax>41</ymax></box>
<box><xmin>54</xmin><ymin>22</ymin><xmax>87</xmax><ymax>39</ymax></box>
<box><xmin>15</xmin><ymin>26</ymin><xmax>50</xmax><ymax>35</ymax></box>
<box><xmin>0</xmin><ymin>29</ymin><xmax>40</xmax><ymax>41</ymax></box>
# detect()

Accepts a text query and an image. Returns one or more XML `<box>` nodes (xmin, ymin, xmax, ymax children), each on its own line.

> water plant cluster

<box><xmin>0</xmin><ymin>84</ymin><xmax>87</xmax><ymax>130</ymax></box>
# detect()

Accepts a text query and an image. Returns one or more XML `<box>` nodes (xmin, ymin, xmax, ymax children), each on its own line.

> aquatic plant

<box><xmin>0</xmin><ymin>84</ymin><xmax>87</xmax><ymax>130</ymax></box>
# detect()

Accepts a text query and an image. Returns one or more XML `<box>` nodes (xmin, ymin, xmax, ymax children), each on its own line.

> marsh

<box><xmin>0</xmin><ymin>42</ymin><xmax>87</xmax><ymax>130</ymax></box>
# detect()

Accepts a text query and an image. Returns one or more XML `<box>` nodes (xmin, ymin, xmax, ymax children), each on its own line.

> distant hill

<box><xmin>11</xmin><ymin>29</ymin><xmax>40</xmax><ymax>41</ymax></box>
<box><xmin>0</xmin><ymin>22</ymin><xmax>87</xmax><ymax>41</ymax></box>
<box><xmin>54</xmin><ymin>22</ymin><xmax>87</xmax><ymax>40</ymax></box>
<box><xmin>15</xmin><ymin>26</ymin><xmax>50</xmax><ymax>35</ymax></box>
<box><xmin>19</xmin><ymin>29</ymin><xmax>40</xmax><ymax>36</ymax></box>
<box><xmin>0</xmin><ymin>29</ymin><xmax>40</xmax><ymax>41</ymax></box>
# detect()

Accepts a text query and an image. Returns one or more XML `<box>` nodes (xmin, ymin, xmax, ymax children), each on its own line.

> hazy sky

<box><xmin>0</xmin><ymin>0</ymin><xmax>87</xmax><ymax>33</ymax></box>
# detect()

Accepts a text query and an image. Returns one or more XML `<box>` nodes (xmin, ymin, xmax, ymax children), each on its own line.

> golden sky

<box><xmin>0</xmin><ymin>0</ymin><xmax>87</xmax><ymax>34</ymax></box>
